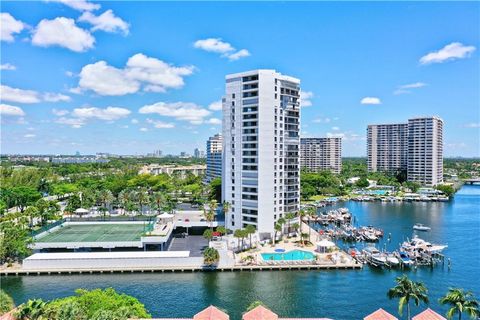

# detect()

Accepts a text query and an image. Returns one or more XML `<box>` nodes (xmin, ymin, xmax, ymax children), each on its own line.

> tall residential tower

<box><xmin>300</xmin><ymin>137</ymin><xmax>342</xmax><ymax>174</ymax></box>
<box><xmin>222</xmin><ymin>70</ymin><xmax>301</xmax><ymax>237</ymax></box>
<box><xmin>205</xmin><ymin>134</ymin><xmax>223</xmax><ymax>183</ymax></box>
<box><xmin>367</xmin><ymin>116</ymin><xmax>443</xmax><ymax>186</ymax></box>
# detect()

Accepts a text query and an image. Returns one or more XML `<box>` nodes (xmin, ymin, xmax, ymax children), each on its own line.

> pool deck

<box><xmin>0</xmin><ymin>262</ymin><xmax>361</xmax><ymax>276</ymax></box>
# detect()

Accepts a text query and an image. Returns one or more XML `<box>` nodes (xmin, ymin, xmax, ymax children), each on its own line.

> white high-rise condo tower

<box><xmin>222</xmin><ymin>70</ymin><xmax>301</xmax><ymax>238</ymax></box>
<box><xmin>367</xmin><ymin>116</ymin><xmax>444</xmax><ymax>186</ymax></box>
<box><xmin>205</xmin><ymin>134</ymin><xmax>223</xmax><ymax>183</ymax></box>
<box><xmin>407</xmin><ymin>117</ymin><xmax>443</xmax><ymax>186</ymax></box>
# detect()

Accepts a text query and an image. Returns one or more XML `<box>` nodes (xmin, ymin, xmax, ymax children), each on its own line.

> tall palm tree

<box><xmin>285</xmin><ymin>212</ymin><xmax>295</xmax><ymax>236</ymax></box>
<box><xmin>439</xmin><ymin>288</ymin><xmax>479</xmax><ymax>320</ymax></box>
<box><xmin>150</xmin><ymin>192</ymin><xmax>165</xmax><ymax>214</ymax></box>
<box><xmin>203</xmin><ymin>207</ymin><xmax>215</xmax><ymax>231</ymax></box>
<box><xmin>387</xmin><ymin>274</ymin><xmax>429</xmax><ymax>320</ymax></box>
<box><xmin>222</xmin><ymin>201</ymin><xmax>231</xmax><ymax>227</ymax></box>
<box><xmin>118</xmin><ymin>190</ymin><xmax>130</xmax><ymax>215</ymax></box>
<box><xmin>97</xmin><ymin>190</ymin><xmax>114</xmax><ymax>218</ymax></box>
<box><xmin>274</xmin><ymin>223</ymin><xmax>282</xmax><ymax>244</ymax></box>
<box><xmin>277</xmin><ymin>217</ymin><xmax>286</xmax><ymax>240</ymax></box>
<box><xmin>245</xmin><ymin>224</ymin><xmax>256</xmax><ymax>249</ymax></box>
<box><xmin>135</xmin><ymin>188</ymin><xmax>148</xmax><ymax>215</ymax></box>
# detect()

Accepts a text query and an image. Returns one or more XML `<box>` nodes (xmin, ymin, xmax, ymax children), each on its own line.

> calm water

<box><xmin>2</xmin><ymin>185</ymin><xmax>479</xmax><ymax>320</ymax></box>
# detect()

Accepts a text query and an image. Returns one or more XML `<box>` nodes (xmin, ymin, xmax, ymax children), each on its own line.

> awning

<box><xmin>74</xmin><ymin>208</ymin><xmax>89</xmax><ymax>213</ymax></box>
<box><xmin>316</xmin><ymin>239</ymin><xmax>335</xmax><ymax>247</ymax></box>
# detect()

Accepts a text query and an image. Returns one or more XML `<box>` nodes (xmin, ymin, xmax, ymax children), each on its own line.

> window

<box><xmin>232</xmin><ymin>93</ymin><xmax>235</xmax><ymax>98</ymax></box>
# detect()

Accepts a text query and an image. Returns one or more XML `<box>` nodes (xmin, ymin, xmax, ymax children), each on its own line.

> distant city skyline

<box><xmin>1</xmin><ymin>2</ymin><xmax>478</xmax><ymax>157</ymax></box>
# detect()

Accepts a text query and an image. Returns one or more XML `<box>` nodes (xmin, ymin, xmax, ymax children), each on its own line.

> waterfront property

<box><xmin>222</xmin><ymin>69</ymin><xmax>301</xmax><ymax>237</ymax></box>
<box><xmin>32</xmin><ymin>220</ymin><xmax>173</xmax><ymax>251</ymax></box>
<box><xmin>367</xmin><ymin>116</ymin><xmax>444</xmax><ymax>186</ymax></box>
<box><xmin>300</xmin><ymin>137</ymin><xmax>342</xmax><ymax>174</ymax></box>
<box><xmin>205</xmin><ymin>133</ymin><xmax>223</xmax><ymax>183</ymax></box>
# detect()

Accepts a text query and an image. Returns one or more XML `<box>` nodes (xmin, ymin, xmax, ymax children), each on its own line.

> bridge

<box><xmin>464</xmin><ymin>178</ymin><xmax>480</xmax><ymax>185</ymax></box>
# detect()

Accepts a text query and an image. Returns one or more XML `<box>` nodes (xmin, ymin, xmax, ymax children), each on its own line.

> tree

<box><xmin>65</xmin><ymin>194</ymin><xmax>81</xmax><ymax>215</ymax></box>
<box><xmin>203</xmin><ymin>229</ymin><xmax>213</xmax><ymax>241</ymax></box>
<box><xmin>285</xmin><ymin>213</ymin><xmax>295</xmax><ymax>236</ymax></box>
<box><xmin>245</xmin><ymin>224</ymin><xmax>256</xmax><ymax>249</ymax></box>
<box><xmin>355</xmin><ymin>177</ymin><xmax>370</xmax><ymax>188</ymax></box>
<box><xmin>150</xmin><ymin>192</ymin><xmax>165</xmax><ymax>214</ymax></box>
<box><xmin>216</xmin><ymin>226</ymin><xmax>226</xmax><ymax>238</ymax></box>
<box><xmin>117</xmin><ymin>190</ymin><xmax>131</xmax><ymax>215</ymax></box>
<box><xmin>209</xmin><ymin>177</ymin><xmax>221</xmax><ymax>202</ymax></box>
<box><xmin>96</xmin><ymin>190</ymin><xmax>114</xmax><ymax>215</ymax></box>
<box><xmin>9</xmin><ymin>186</ymin><xmax>41</xmax><ymax>213</ymax></box>
<box><xmin>439</xmin><ymin>288</ymin><xmax>479</xmax><ymax>320</ymax></box>
<box><xmin>436</xmin><ymin>185</ymin><xmax>455</xmax><ymax>198</ymax></box>
<box><xmin>246</xmin><ymin>301</ymin><xmax>266</xmax><ymax>312</ymax></box>
<box><xmin>0</xmin><ymin>221</ymin><xmax>33</xmax><ymax>263</ymax></box>
<box><xmin>387</xmin><ymin>275</ymin><xmax>429</xmax><ymax>320</ymax></box>
<box><xmin>24</xmin><ymin>206</ymin><xmax>39</xmax><ymax>228</ymax></box>
<box><xmin>274</xmin><ymin>223</ymin><xmax>282</xmax><ymax>244</ymax></box>
<box><xmin>203</xmin><ymin>207</ymin><xmax>215</xmax><ymax>231</ymax></box>
<box><xmin>15</xmin><ymin>299</ymin><xmax>46</xmax><ymax>320</ymax></box>
<box><xmin>35</xmin><ymin>199</ymin><xmax>60</xmax><ymax>226</ymax></box>
<box><xmin>0</xmin><ymin>289</ymin><xmax>14</xmax><ymax>316</ymax></box>
<box><xmin>203</xmin><ymin>247</ymin><xmax>220</xmax><ymax>266</ymax></box>
<box><xmin>234</xmin><ymin>229</ymin><xmax>247</xmax><ymax>251</ymax></box>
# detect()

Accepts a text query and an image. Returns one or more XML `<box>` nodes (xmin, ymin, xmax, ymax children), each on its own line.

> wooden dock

<box><xmin>0</xmin><ymin>263</ymin><xmax>362</xmax><ymax>276</ymax></box>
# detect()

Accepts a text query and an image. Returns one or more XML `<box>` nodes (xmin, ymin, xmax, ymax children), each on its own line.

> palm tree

<box><xmin>96</xmin><ymin>190</ymin><xmax>114</xmax><ymax>219</ymax></box>
<box><xmin>306</xmin><ymin>206</ymin><xmax>316</xmax><ymax>241</ymax></box>
<box><xmin>24</xmin><ymin>206</ymin><xmax>39</xmax><ymax>228</ymax></box>
<box><xmin>439</xmin><ymin>288</ymin><xmax>479</xmax><ymax>320</ymax></box>
<box><xmin>118</xmin><ymin>190</ymin><xmax>130</xmax><ymax>215</ymax></box>
<box><xmin>245</xmin><ymin>224</ymin><xmax>256</xmax><ymax>249</ymax></box>
<box><xmin>222</xmin><ymin>201</ymin><xmax>231</xmax><ymax>227</ymax></box>
<box><xmin>387</xmin><ymin>275</ymin><xmax>429</xmax><ymax>320</ymax></box>
<box><xmin>234</xmin><ymin>229</ymin><xmax>246</xmax><ymax>252</ymax></box>
<box><xmin>291</xmin><ymin>222</ymin><xmax>300</xmax><ymax>242</ymax></box>
<box><xmin>216</xmin><ymin>226</ymin><xmax>226</xmax><ymax>239</ymax></box>
<box><xmin>285</xmin><ymin>212</ymin><xmax>295</xmax><ymax>236</ymax></box>
<box><xmin>150</xmin><ymin>192</ymin><xmax>165</xmax><ymax>215</ymax></box>
<box><xmin>203</xmin><ymin>206</ymin><xmax>215</xmax><ymax>231</ymax></box>
<box><xmin>203</xmin><ymin>247</ymin><xmax>220</xmax><ymax>265</ymax></box>
<box><xmin>274</xmin><ymin>223</ymin><xmax>282</xmax><ymax>244</ymax></box>
<box><xmin>135</xmin><ymin>188</ymin><xmax>149</xmax><ymax>216</ymax></box>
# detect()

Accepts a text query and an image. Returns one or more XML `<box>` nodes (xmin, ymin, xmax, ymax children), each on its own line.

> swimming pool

<box><xmin>261</xmin><ymin>250</ymin><xmax>315</xmax><ymax>261</ymax></box>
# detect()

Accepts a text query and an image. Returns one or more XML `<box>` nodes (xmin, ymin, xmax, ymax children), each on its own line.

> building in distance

<box><xmin>300</xmin><ymin>137</ymin><xmax>342</xmax><ymax>174</ymax></box>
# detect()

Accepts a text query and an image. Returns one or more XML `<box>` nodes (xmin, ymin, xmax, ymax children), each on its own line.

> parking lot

<box><xmin>168</xmin><ymin>235</ymin><xmax>208</xmax><ymax>257</ymax></box>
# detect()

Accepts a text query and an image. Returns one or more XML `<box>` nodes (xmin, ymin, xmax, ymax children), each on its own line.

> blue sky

<box><xmin>1</xmin><ymin>1</ymin><xmax>479</xmax><ymax>157</ymax></box>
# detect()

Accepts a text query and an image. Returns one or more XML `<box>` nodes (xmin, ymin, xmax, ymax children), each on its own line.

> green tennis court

<box><xmin>37</xmin><ymin>223</ymin><xmax>149</xmax><ymax>243</ymax></box>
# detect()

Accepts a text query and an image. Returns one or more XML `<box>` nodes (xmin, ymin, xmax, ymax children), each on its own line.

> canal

<box><xmin>2</xmin><ymin>185</ymin><xmax>479</xmax><ymax>319</ymax></box>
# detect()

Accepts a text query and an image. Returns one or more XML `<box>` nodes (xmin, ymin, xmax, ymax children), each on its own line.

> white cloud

<box><xmin>140</xmin><ymin>127</ymin><xmax>148</xmax><ymax>132</ymax></box>
<box><xmin>0</xmin><ymin>103</ymin><xmax>25</xmax><ymax>116</ymax></box>
<box><xmin>194</xmin><ymin>38</ymin><xmax>250</xmax><ymax>61</ymax></box>
<box><xmin>55</xmin><ymin>117</ymin><xmax>85</xmax><ymax>128</ymax></box>
<box><xmin>24</xmin><ymin>134</ymin><xmax>36</xmax><ymax>138</ymax></box>
<box><xmin>74</xmin><ymin>53</ymin><xmax>194</xmax><ymax>96</ymax></box>
<box><xmin>131</xmin><ymin>118</ymin><xmax>139</xmax><ymax>124</ymax></box>
<box><xmin>32</xmin><ymin>17</ymin><xmax>95</xmax><ymax>52</ymax></box>
<box><xmin>72</xmin><ymin>106</ymin><xmax>131</xmax><ymax>120</ymax></box>
<box><xmin>360</xmin><ymin>97</ymin><xmax>381</xmax><ymax>105</ymax></box>
<box><xmin>464</xmin><ymin>123</ymin><xmax>480</xmax><ymax>128</ymax></box>
<box><xmin>300</xmin><ymin>91</ymin><xmax>314</xmax><ymax>107</ymax></box>
<box><xmin>208</xmin><ymin>100</ymin><xmax>222</xmax><ymax>111</ymax></box>
<box><xmin>43</xmin><ymin>92</ymin><xmax>71</xmax><ymax>102</ymax></box>
<box><xmin>332</xmin><ymin>126</ymin><xmax>340</xmax><ymax>131</ymax></box>
<box><xmin>146</xmin><ymin>118</ymin><xmax>175</xmax><ymax>129</ymax></box>
<box><xmin>226</xmin><ymin>49</ymin><xmax>250</xmax><ymax>61</ymax></box>
<box><xmin>1</xmin><ymin>85</ymin><xmax>71</xmax><ymax>104</ymax></box>
<box><xmin>394</xmin><ymin>82</ymin><xmax>427</xmax><ymax>95</ymax></box>
<box><xmin>52</xmin><ymin>109</ymin><xmax>70</xmax><ymax>116</ymax></box>
<box><xmin>313</xmin><ymin>117</ymin><xmax>331</xmax><ymax>123</ymax></box>
<box><xmin>206</xmin><ymin>118</ymin><xmax>221</xmax><ymax>125</ymax></box>
<box><xmin>46</xmin><ymin>0</ymin><xmax>100</xmax><ymax>11</ymax></box>
<box><xmin>0</xmin><ymin>85</ymin><xmax>40</xmax><ymax>103</ymax></box>
<box><xmin>1</xmin><ymin>13</ymin><xmax>25</xmax><ymax>42</ymax></box>
<box><xmin>78</xmin><ymin>9</ymin><xmax>129</xmax><ymax>35</ymax></box>
<box><xmin>139</xmin><ymin>101</ymin><xmax>211</xmax><ymax>124</ymax></box>
<box><xmin>326</xmin><ymin>131</ymin><xmax>364</xmax><ymax>141</ymax></box>
<box><xmin>420</xmin><ymin>42</ymin><xmax>476</xmax><ymax>65</ymax></box>
<box><xmin>76</xmin><ymin>61</ymin><xmax>139</xmax><ymax>95</ymax></box>
<box><xmin>0</xmin><ymin>63</ymin><xmax>16</xmax><ymax>70</ymax></box>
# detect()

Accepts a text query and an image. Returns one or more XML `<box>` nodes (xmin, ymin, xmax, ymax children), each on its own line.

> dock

<box><xmin>0</xmin><ymin>262</ymin><xmax>362</xmax><ymax>276</ymax></box>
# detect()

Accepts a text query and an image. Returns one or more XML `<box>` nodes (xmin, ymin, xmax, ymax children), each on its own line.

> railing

<box><xmin>31</xmin><ymin>218</ymin><xmax>66</xmax><ymax>237</ymax></box>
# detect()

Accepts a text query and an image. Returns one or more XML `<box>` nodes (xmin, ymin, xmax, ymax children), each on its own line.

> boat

<box><xmin>413</xmin><ymin>223</ymin><xmax>431</xmax><ymax>231</ymax></box>
<box><xmin>386</xmin><ymin>254</ymin><xmax>400</xmax><ymax>266</ymax></box>
<box><xmin>401</xmin><ymin>235</ymin><xmax>448</xmax><ymax>254</ymax></box>
<box><xmin>396</xmin><ymin>251</ymin><xmax>414</xmax><ymax>266</ymax></box>
<box><xmin>362</xmin><ymin>247</ymin><xmax>387</xmax><ymax>267</ymax></box>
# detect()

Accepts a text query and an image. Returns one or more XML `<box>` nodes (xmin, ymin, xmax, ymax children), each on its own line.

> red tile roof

<box><xmin>243</xmin><ymin>306</ymin><xmax>279</xmax><ymax>320</ymax></box>
<box><xmin>412</xmin><ymin>309</ymin><xmax>446</xmax><ymax>320</ymax></box>
<box><xmin>364</xmin><ymin>308</ymin><xmax>398</xmax><ymax>320</ymax></box>
<box><xmin>194</xmin><ymin>306</ymin><xmax>229</xmax><ymax>320</ymax></box>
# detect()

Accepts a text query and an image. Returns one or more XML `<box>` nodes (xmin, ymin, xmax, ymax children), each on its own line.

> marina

<box><xmin>2</xmin><ymin>185</ymin><xmax>478</xmax><ymax>319</ymax></box>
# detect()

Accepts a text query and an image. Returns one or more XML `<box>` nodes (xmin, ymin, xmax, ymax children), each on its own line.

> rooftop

<box><xmin>412</xmin><ymin>308</ymin><xmax>446</xmax><ymax>320</ymax></box>
<box><xmin>364</xmin><ymin>308</ymin><xmax>398</xmax><ymax>320</ymax></box>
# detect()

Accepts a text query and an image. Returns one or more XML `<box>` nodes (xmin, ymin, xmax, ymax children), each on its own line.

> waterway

<box><xmin>2</xmin><ymin>185</ymin><xmax>479</xmax><ymax>319</ymax></box>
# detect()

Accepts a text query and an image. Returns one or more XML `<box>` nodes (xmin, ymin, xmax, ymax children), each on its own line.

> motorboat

<box><xmin>413</xmin><ymin>223</ymin><xmax>431</xmax><ymax>231</ymax></box>
<box><xmin>362</xmin><ymin>246</ymin><xmax>387</xmax><ymax>266</ymax></box>
<box><xmin>402</xmin><ymin>235</ymin><xmax>448</xmax><ymax>254</ymax></box>
<box><xmin>397</xmin><ymin>251</ymin><xmax>414</xmax><ymax>266</ymax></box>
<box><xmin>386</xmin><ymin>254</ymin><xmax>400</xmax><ymax>266</ymax></box>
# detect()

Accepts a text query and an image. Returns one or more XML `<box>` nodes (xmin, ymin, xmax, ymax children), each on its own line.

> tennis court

<box><xmin>37</xmin><ymin>223</ymin><xmax>150</xmax><ymax>243</ymax></box>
